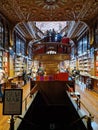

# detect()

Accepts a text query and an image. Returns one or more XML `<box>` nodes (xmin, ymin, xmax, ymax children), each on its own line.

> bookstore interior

<box><xmin>0</xmin><ymin>0</ymin><xmax>98</xmax><ymax>94</ymax></box>
<box><xmin>0</xmin><ymin>1</ymin><xmax>98</xmax><ymax>130</ymax></box>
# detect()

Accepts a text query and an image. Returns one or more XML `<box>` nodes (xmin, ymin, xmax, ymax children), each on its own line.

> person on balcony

<box><xmin>45</xmin><ymin>30</ymin><xmax>50</xmax><ymax>42</ymax></box>
<box><xmin>51</xmin><ymin>28</ymin><xmax>56</xmax><ymax>42</ymax></box>
<box><xmin>61</xmin><ymin>34</ymin><xmax>70</xmax><ymax>53</ymax></box>
<box><xmin>56</xmin><ymin>32</ymin><xmax>62</xmax><ymax>42</ymax></box>
<box><xmin>61</xmin><ymin>34</ymin><xmax>70</xmax><ymax>44</ymax></box>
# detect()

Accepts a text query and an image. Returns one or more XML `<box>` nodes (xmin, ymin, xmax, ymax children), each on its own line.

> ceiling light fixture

<box><xmin>43</xmin><ymin>0</ymin><xmax>59</xmax><ymax>10</ymax></box>
<box><xmin>35</xmin><ymin>0</ymin><xmax>65</xmax><ymax>10</ymax></box>
<box><xmin>35</xmin><ymin>0</ymin><xmax>65</xmax><ymax>19</ymax></box>
<box><xmin>44</xmin><ymin>0</ymin><xmax>58</xmax><ymax>5</ymax></box>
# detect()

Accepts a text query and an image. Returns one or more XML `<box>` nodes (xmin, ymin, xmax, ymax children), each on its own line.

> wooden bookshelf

<box><xmin>78</xmin><ymin>52</ymin><xmax>91</xmax><ymax>75</ymax></box>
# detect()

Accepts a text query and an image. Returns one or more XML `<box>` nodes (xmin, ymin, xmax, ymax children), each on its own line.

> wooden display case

<box><xmin>90</xmin><ymin>76</ymin><xmax>98</xmax><ymax>92</ymax></box>
<box><xmin>93</xmin><ymin>79</ymin><xmax>98</xmax><ymax>92</ymax></box>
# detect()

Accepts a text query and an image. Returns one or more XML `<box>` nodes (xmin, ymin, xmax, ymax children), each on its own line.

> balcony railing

<box><xmin>32</xmin><ymin>42</ymin><xmax>71</xmax><ymax>55</ymax></box>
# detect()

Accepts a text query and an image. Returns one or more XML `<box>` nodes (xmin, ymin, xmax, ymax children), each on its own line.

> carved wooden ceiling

<box><xmin>0</xmin><ymin>0</ymin><xmax>98</xmax><ymax>23</ymax></box>
<box><xmin>0</xmin><ymin>0</ymin><xmax>98</xmax><ymax>40</ymax></box>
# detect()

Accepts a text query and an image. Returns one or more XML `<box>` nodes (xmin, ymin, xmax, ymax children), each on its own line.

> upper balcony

<box><xmin>32</xmin><ymin>42</ymin><xmax>71</xmax><ymax>74</ymax></box>
<box><xmin>32</xmin><ymin>42</ymin><xmax>71</xmax><ymax>56</ymax></box>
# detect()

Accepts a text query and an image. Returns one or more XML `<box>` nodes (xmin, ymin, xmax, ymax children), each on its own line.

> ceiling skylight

<box><xmin>36</xmin><ymin>21</ymin><xmax>67</xmax><ymax>33</ymax></box>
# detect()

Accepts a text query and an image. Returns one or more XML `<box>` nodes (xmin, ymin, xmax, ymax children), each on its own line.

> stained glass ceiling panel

<box><xmin>36</xmin><ymin>21</ymin><xmax>67</xmax><ymax>33</ymax></box>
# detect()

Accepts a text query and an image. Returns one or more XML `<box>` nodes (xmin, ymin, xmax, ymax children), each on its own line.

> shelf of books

<box><xmin>70</xmin><ymin>59</ymin><xmax>76</xmax><ymax>72</ymax></box>
<box><xmin>0</xmin><ymin>50</ymin><xmax>9</xmax><ymax>76</ymax></box>
<box><xmin>78</xmin><ymin>52</ymin><xmax>91</xmax><ymax>76</ymax></box>
<box><xmin>3</xmin><ymin>51</ymin><xmax>9</xmax><ymax>75</ymax></box>
<box><xmin>15</xmin><ymin>56</ymin><xmax>25</xmax><ymax>76</ymax></box>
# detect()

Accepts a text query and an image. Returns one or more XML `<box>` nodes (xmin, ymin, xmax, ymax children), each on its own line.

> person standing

<box><xmin>51</xmin><ymin>28</ymin><xmax>56</xmax><ymax>42</ymax></box>
<box><xmin>61</xmin><ymin>34</ymin><xmax>70</xmax><ymax>44</ymax></box>
<box><xmin>45</xmin><ymin>30</ymin><xmax>50</xmax><ymax>42</ymax></box>
<box><xmin>72</xmin><ymin>67</ymin><xmax>80</xmax><ymax>84</ymax></box>
<box><xmin>31</xmin><ymin>67</ymin><xmax>37</xmax><ymax>80</ymax></box>
<box><xmin>86</xmin><ymin>77</ymin><xmax>92</xmax><ymax>90</ymax></box>
<box><xmin>37</xmin><ymin>65</ymin><xmax>44</xmax><ymax>76</ymax></box>
<box><xmin>72</xmin><ymin>67</ymin><xmax>77</xmax><ymax>77</ymax></box>
<box><xmin>22</xmin><ymin>67</ymin><xmax>27</xmax><ymax>85</ymax></box>
<box><xmin>0</xmin><ymin>69</ymin><xmax>5</xmax><ymax>98</ymax></box>
<box><xmin>56</xmin><ymin>32</ymin><xmax>62</xmax><ymax>42</ymax></box>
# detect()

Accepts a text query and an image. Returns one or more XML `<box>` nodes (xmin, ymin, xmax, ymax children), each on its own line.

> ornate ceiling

<box><xmin>0</xmin><ymin>0</ymin><xmax>98</xmax><ymax>23</ymax></box>
<box><xmin>0</xmin><ymin>0</ymin><xmax>98</xmax><ymax>40</ymax></box>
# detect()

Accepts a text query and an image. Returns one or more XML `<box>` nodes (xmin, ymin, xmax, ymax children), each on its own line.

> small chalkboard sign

<box><xmin>3</xmin><ymin>89</ymin><xmax>23</xmax><ymax>115</ymax></box>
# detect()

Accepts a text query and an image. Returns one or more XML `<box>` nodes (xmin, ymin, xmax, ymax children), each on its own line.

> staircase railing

<box><xmin>66</xmin><ymin>83</ymin><xmax>94</xmax><ymax>130</ymax></box>
<box><xmin>14</xmin><ymin>84</ymin><xmax>38</xmax><ymax>130</ymax></box>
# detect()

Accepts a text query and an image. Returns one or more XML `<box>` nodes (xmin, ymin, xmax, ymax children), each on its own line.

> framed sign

<box><xmin>3</xmin><ymin>89</ymin><xmax>23</xmax><ymax>115</ymax></box>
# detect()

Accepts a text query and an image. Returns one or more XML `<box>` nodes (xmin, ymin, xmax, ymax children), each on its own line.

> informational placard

<box><xmin>3</xmin><ymin>89</ymin><xmax>23</xmax><ymax>115</ymax></box>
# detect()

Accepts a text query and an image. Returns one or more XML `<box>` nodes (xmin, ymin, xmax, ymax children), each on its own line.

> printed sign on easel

<box><xmin>3</xmin><ymin>89</ymin><xmax>23</xmax><ymax>115</ymax></box>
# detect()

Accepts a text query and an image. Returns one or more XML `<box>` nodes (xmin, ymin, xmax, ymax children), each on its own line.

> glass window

<box><xmin>16</xmin><ymin>37</ymin><xmax>20</xmax><ymax>54</ymax></box>
<box><xmin>78</xmin><ymin>39</ymin><xmax>82</xmax><ymax>56</ymax></box>
<box><xmin>83</xmin><ymin>35</ymin><xmax>87</xmax><ymax>53</ymax></box>
<box><xmin>4</xmin><ymin>24</ymin><xmax>9</xmax><ymax>49</ymax></box>
<box><xmin>20</xmin><ymin>39</ymin><xmax>25</xmax><ymax>55</ymax></box>
<box><xmin>36</xmin><ymin>21</ymin><xmax>67</xmax><ymax>33</ymax></box>
<box><xmin>0</xmin><ymin>19</ymin><xmax>4</xmax><ymax>47</ymax></box>
<box><xmin>90</xmin><ymin>47</ymin><xmax>94</xmax><ymax>58</ymax></box>
<box><xmin>71</xmin><ymin>46</ymin><xmax>75</xmax><ymax>59</ymax></box>
<box><xmin>28</xmin><ymin>45</ymin><xmax>32</xmax><ymax>59</ymax></box>
<box><xmin>15</xmin><ymin>34</ymin><xmax>26</xmax><ymax>56</ymax></box>
<box><xmin>94</xmin><ymin>20</ymin><xmax>98</xmax><ymax>44</ymax></box>
<box><xmin>87</xmin><ymin>33</ymin><xmax>90</xmax><ymax>50</ymax></box>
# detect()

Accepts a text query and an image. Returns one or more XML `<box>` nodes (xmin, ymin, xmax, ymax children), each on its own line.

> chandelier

<box><xmin>35</xmin><ymin>0</ymin><xmax>65</xmax><ymax>18</ymax></box>
<box><xmin>44</xmin><ymin>0</ymin><xmax>58</xmax><ymax>6</ymax></box>
<box><xmin>35</xmin><ymin>0</ymin><xmax>65</xmax><ymax>10</ymax></box>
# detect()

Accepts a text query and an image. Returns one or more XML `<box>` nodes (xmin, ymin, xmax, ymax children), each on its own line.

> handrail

<box><xmin>66</xmin><ymin>83</ymin><xmax>94</xmax><ymax>129</ymax></box>
<box><xmin>14</xmin><ymin>84</ymin><xmax>38</xmax><ymax>130</ymax></box>
<box><xmin>66</xmin><ymin>83</ymin><xmax>93</xmax><ymax>115</ymax></box>
<box><xmin>22</xmin><ymin>84</ymin><xmax>38</xmax><ymax>111</ymax></box>
<box><xmin>32</xmin><ymin>42</ymin><xmax>71</xmax><ymax>46</ymax></box>
<box><xmin>69</xmin><ymin>115</ymin><xmax>93</xmax><ymax>130</ymax></box>
<box><xmin>22</xmin><ymin>84</ymin><xmax>37</xmax><ymax>103</ymax></box>
<box><xmin>32</xmin><ymin>42</ymin><xmax>71</xmax><ymax>55</ymax></box>
<box><xmin>31</xmin><ymin>36</ymin><xmax>47</xmax><ymax>46</ymax></box>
